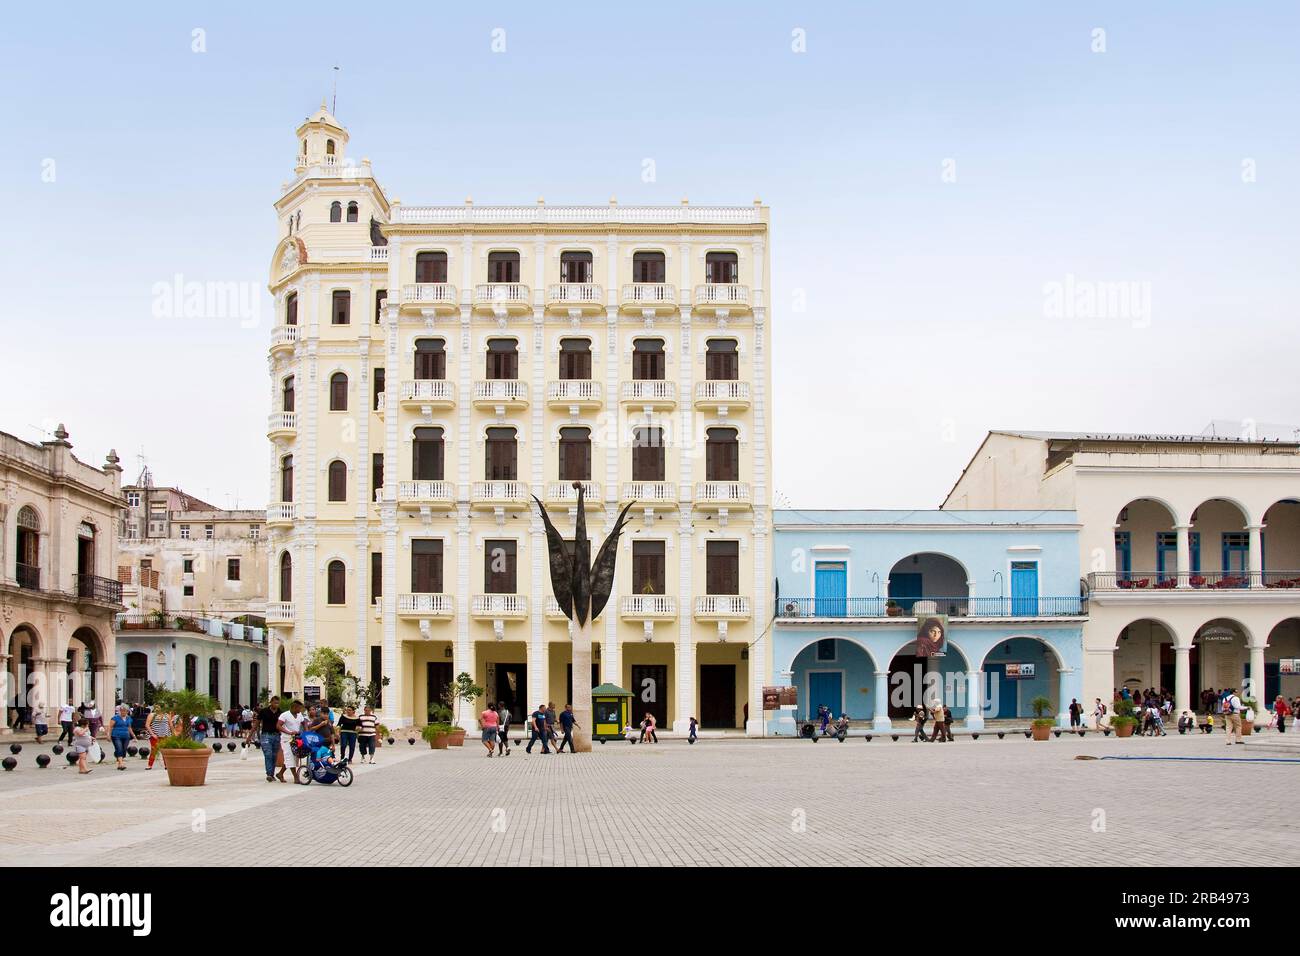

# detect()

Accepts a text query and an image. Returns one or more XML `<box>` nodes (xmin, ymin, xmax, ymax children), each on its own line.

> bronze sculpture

<box><xmin>534</xmin><ymin>482</ymin><xmax>636</xmax><ymax>752</ymax></box>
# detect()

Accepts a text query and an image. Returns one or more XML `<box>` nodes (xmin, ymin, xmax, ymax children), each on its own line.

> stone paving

<box><xmin>0</xmin><ymin>731</ymin><xmax>1296</xmax><ymax>866</ymax></box>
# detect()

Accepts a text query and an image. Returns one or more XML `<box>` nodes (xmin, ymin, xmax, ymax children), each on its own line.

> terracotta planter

<box><xmin>1031</xmin><ymin>723</ymin><xmax>1053</xmax><ymax>741</ymax></box>
<box><xmin>885</xmin><ymin>606</ymin><xmax>902</xmax><ymax>618</ymax></box>
<box><xmin>447</xmin><ymin>729</ymin><xmax>466</xmax><ymax>747</ymax></box>
<box><xmin>1241</xmin><ymin>720</ymin><xmax>1254</xmax><ymax>736</ymax></box>
<box><xmin>1115</xmin><ymin>722</ymin><xmax>1135</xmax><ymax>738</ymax></box>
<box><xmin>161</xmin><ymin>748</ymin><xmax>211</xmax><ymax>786</ymax></box>
<box><xmin>429</xmin><ymin>734</ymin><xmax>449</xmax><ymax>750</ymax></box>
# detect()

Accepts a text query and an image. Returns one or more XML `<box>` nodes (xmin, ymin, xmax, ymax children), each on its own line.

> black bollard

<box><xmin>36</xmin><ymin>754</ymin><xmax>50</xmax><ymax>768</ymax></box>
<box><xmin>2</xmin><ymin>757</ymin><xmax>16</xmax><ymax>771</ymax></box>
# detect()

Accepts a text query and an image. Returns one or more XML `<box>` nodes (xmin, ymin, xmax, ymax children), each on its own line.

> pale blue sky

<box><xmin>2</xmin><ymin>2</ymin><xmax>1297</xmax><ymax>508</ymax></box>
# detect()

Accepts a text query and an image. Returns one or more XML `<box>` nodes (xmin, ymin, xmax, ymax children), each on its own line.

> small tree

<box><xmin>357</xmin><ymin>675</ymin><xmax>390</xmax><ymax>710</ymax></box>
<box><xmin>153</xmin><ymin>688</ymin><xmax>219</xmax><ymax>749</ymax></box>
<box><xmin>1030</xmin><ymin>695</ymin><xmax>1054</xmax><ymax>727</ymax></box>
<box><xmin>441</xmin><ymin>671</ymin><xmax>484</xmax><ymax>725</ymax></box>
<box><xmin>304</xmin><ymin>647</ymin><xmax>352</xmax><ymax>706</ymax></box>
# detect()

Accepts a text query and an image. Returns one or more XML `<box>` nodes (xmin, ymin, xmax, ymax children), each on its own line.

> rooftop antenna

<box><xmin>332</xmin><ymin>65</ymin><xmax>340</xmax><ymax>116</ymax></box>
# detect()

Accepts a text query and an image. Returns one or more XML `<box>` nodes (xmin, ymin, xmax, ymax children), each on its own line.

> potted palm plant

<box><xmin>442</xmin><ymin>672</ymin><xmax>484</xmax><ymax>747</ymax></box>
<box><xmin>885</xmin><ymin>600</ymin><xmax>902</xmax><ymax>618</ymax></box>
<box><xmin>1030</xmin><ymin>695</ymin><xmax>1055</xmax><ymax>740</ymax></box>
<box><xmin>153</xmin><ymin>688</ymin><xmax>219</xmax><ymax>786</ymax></box>
<box><xmin>1240</xmin><ymin>697</ymin><xmax>1258</xmax><ymax>735</ymax></box>
<box><xmin>1110</xmin><ymin>697</ymin><xmax>1138</xmax><ymax>738</ymax></box>
<box><xmin>422</xmin><ymin>721</ymin><xmax>454</xmax><ymax>750</ymax></box>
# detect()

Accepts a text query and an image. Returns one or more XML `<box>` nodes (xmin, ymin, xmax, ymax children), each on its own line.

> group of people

<box><xmin>255</xmin><ymin>698</ymin><xmax>380</xmax><ymax>783</ymax></box>
<box><xmin>911</xmin><ymin>702</ymin><xmax>954</xmax><ymax>742</ymax></box>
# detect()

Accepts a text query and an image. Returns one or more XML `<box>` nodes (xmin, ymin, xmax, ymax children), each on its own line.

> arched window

<box><xmin>559</xmin><ymin>427</ymin><xmax>592</xmax><ymax>481</ymax></box>
<box><xmin>302</xmin><ymin>139</ymin><xmax>307</xmax><ymax>155</ymax></box>
<box><xmin>705</xmin><ymin>251</ymin><xmax>739</xmax><ymax>284</ymax></box>
<box><xmin>208</xmin><ymin>658</ymin><xmax>220</xmax><ymax>701</ymax></box>
<box><xmin>285</xmin><ymin>292</ymin><xmax>297</xmax><ymax>326</ymax></box>
<box><xmin>559</xmin><ymin>338</ymin><xmax>591</xmax><ymax>380</ymax></box>
<box><xmin>485</xmin><ymin>427</ymin><xmax>518</xmax><ymax>481</ymax></box>
<box><xmin>326</xmin><ymin>139</ymin><xmax>335</xmax><ymax>155</ymax></box>
<box><xmin>705</xmin><ymin>339</ymin><xmax>738</xmax><ymax>380</ymax></box>
<box><xmin>705</xmin><ymin>427</ymin><xmax>740</xmax><ymax>482</ymax></box>
<box><xmin>487</xmin><ymin>251</ymin><xmax>520</xmax><ymax>283</ymax></box>
<box><xmin>329</xmin><ymin>201</ymin><xmax>342</xmax><ymax>223</ymax></box>
<box><xmin>282</xmin><ymin>375</ymin><xmax>295</xmax><ymax>412</ymax></box>
<box><xmin>413</xmin><ymin>427</ymin><xmax>445</xmax><ymax>481</ymax></box>
<box><xmin>414</xmin><ymin>339</ymin><xmax>446</xmax><ymax>379</ymax></box>
<box><xmin>560</xmin><ymin>251</ymin><xmax>593</xmax><ymax>284</ymax></box>
<box><xmin>632</xmin><ymin>251</ymin><xmax>666</xmax><ymax>283</ymax></box>
<box><xmin>16</xmin><ymin>506</ymin><xmax>40</xmax><ymax>590</ymax></box>
<box><xmin>416</xmin><ymin>251</ymin><xmax>448</xmax><ymax>283</ymax></box>
<box><xmin>328</xmin><ymin>461</ymin><xmax>347</xmax><ymax>502</ymax></box>
<box><xmin>229</xmin><ymin>661</ymin><xmax>241</xmax><ymax>712</ymax></box>
<box><xmin>346</xmin><ymin>201</ymin><xmax>359</xmax><ymax>223</ymax></box>
<box><xmin>184</xmin><ymin>654</ymin><xmax>198</xmax><ymax>691</ymax></box>
<box><xmin>279</xmin><ymin>552</ymin><xmax>292</xmax><ymax>602</ymax></box>
<box><xmin>486</xmin><ymin>338</ymin><xmax>519</xmax><ymax>379</ymax></box>
<box><xmin>249</xmin><ymin>662</ymin><xmax>260</xmax><ymax>707</ymax></box>
<box><xmin>329</xmin><ymin>372</ymin><xmax>348</xmax><ymax>411</ymax></box>
<box><xmin>327</xmin><ymin>560</ymin><xmax>346</xmax><ymax>605</ymax></box>
<box><xmin>632</xmin><ymin>427</ymin><xmax>665</xmax><ymax>481</ymax></box>
<box><xmin>632</xmin><ymin>339</ymin><xmax>666</xmax><ymax>380</ymax></box>
<box><xmin>280</xmin><ymin>455</ymin><xmax>294</xmax><ymax>503</ymax></box>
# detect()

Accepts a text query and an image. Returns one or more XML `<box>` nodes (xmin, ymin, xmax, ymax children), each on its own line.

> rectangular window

<box><xmin>126</xmin><ymin>491</ymin><xmax>141</xmax><ymax>507</ymax></box>
<box><xmin>705</xmin><ymin>429</ymin><xmax>740</xmax><ymax>481</ymax></box>
<box><xmin>250</xmin><ymin>525</ymin><xmax>261</xmax><ymax>540</ymax></box>
<box><xmin>183</xmin><ymin>584</ymin><xmax>194</xmax><ymax>597</ymax></box>
<box><xmin>486</xmin><ymin>341</ymin><xmax>519</xmax><ymax>379</ymax></box>
<box><xmin>632</xmin><ymin>251</ymin><xmax>666</xmax><ymax>283</ymax></box>
<box><xmin>227</xmin><ymin>558</ymin><xmax>240</xmax><ymax>581</ymax></box>
<box><xmin>705</xmin><ymin>340</ymin><xmax>739</xmax><ymax>380</ymax></box>
<box><xmin>411</xmin><ymin>540</ymin><xmax>444</xmax><ymax>593</ymax></box>
<box><xmin>705</xmin><ymin>251</ymin><xmax>739</xmax><ymax>284</ymax></box>
<box><xmin>373</xmin><ymin>368</ymin><xmax>385</xmax><ymax>410</ymax></box>
<box><xmin>706</xmin><ymin>541</ymin><xmax>740</xmax><ymax>595</ymax></box>
<box><xmin>632</xmin><ymin>541</ymin><xmax>666</xmax><ymax>594</ymax></box>
<box><xmin>374</xmin><ymin>288</ymin><xmax>387</xmax><ymax>324</ymax></box>
<box><xmin>484</xmin><ymin>429</ymin><xmax>517</xmax><ymax>481</ymax></box>
<box><xmin>370</xmin><ymin>645</ymin><xmax>383</xmax><ymax>707</ymax></box>
<box><xmin>205</xmin><ymin>524</ymin><xmax>214</xmax><ymax>540</ymax></box>
<box><xmin>372</xmin><ymin>453</ymin><xmax>384</xmax><ymax>497</ymax></box>
<box><xmin>179</xmin><ymin>525</ymin><xmax>190</xmax><ymax>540</ymax></box>
<box><xmin>560</xmin><ymin>251</ymin><xmax>593</xmax><ymax>283</ymax></box>
<box><xmin>416</xmin><ymin>252</ymin><xmax>448</xmax><ymax>284</ymax></box>
<box><xmin>484</xmin><ymin>540</ymin><xmax>517</xmax><ymax>593</ymax></box>
<box><xmin>487</xmin><ymin>251</ymin><xmax>519</xmax><ymax>283</ymax></box>
<box><xmin>559</xmin><ymin>339</ymin><xmax>591</xmax><ymax>380</ymax></box>
<box><xmin>331</xmin><ymin>289</ymin><xmax>351</xmax><ymax>325</ymax></box>
<box><xmin>371</xmin><ymin>552</ymin><xmax>382</xmax><ymax>601</ymax></box>
<box><xmin>632</xmin><ymin>429</ymin><xmax>665</xmax><ymax>481</ymax></box>
<box><xmin>414</xmin><ymin>341</ymin><xmax>446</xmax><ymax>379</ymax></box>
<box><xmin>632</xmin><ymin>340</ymin><xmax>665</xmax><ymax>380</ymax></box>
<box><xmin>183</xmin><ymin>558</ymin><xmax>194</xmax><ymax>574</ymax></box>
<box><xmin>558</xmin><ymin>429</ymin><xmax>591</xmax><ymax>481</ymax></box>
<box><xmin>816</xmin><ymin>638</ymin><xmax>837</xmax><ymax>662</ymax></box>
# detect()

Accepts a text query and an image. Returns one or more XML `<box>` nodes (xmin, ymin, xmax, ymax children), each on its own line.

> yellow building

<box><xmin>266</xmin><ymin>105</ymin><xmax>772</xmax><ymax>733</ymax></box>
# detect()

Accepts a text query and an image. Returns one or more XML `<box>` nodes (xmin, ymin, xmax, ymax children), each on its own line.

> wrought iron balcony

<box><xmin>776</xmin><ymin>595</ymin><xmax>1087</xmax><ymax>618</ymax></box>
<box><xmin>1086</xmin><ymin>571</ymin><xmax>1297</xmax><ymax>591</ymax></box>
<box><xmin>75</xmin><ymin>574</ymin><xmax>123</xmax><ymax>605</ymax></box>
<box><xmin>15</xmin><ymin>563</ymin><xmax>39</xmax><ymax>590</ymax></box>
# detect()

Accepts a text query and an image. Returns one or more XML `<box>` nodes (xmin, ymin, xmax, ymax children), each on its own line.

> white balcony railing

<box><xmin>546</xmin><ymin>380</ymin><xmax>602</xmax><ymax>404</ymax></box>
<box><xmin>397</xmin><ymin>480</ymin><xmax>455</xmax><ymax>504</ymax></box>
<box><xmin>401</xmin><ymin>379</ymin><xmax>456</xmax><ymax>403</ymax></box>
<box><xmin>267</xmin><ymin>411</ymin><xmax>297</xmax><ymax>433</ymax></box>
<box><xmin>369</xmin><ymin>247</ymin><xmax>389</xmax><ymax>262</ymax></box>
<box><xmin>695</xmin><ymin>380</ymin><xmax>751</xmax><ymax>403</ymax></box>
<box><xmin>695</xmin><ymin>595</ymin><xmax>751</xmax><ymax>618</ymax></box>
<box><xmin>474</xmin><ymin>283</ymin><xmax>530</xmax><ymax>309</ymax></box>
<box><xmin>620</xmin><ymin>283</ymin><xmax>677</xmax><ymax>307</ymax></box>
<box><xmin>266</xmin><ymin>503</ymin><xmax>297</xmax><ymax>523</ymax></box>
<box><xmin>693</xmin><ymin>283</ymin><xmax>751</xmax><ymax>308</ymax></box>
<box><xmin>621</xmin><ymin>594</ymin><xmax>677</xmax><ymax>618</ymax></box>
<box><xmin>472</xmin><ymin>594</ymin><xmax>528</xmax><ymax>617</ymax></box>
<box><xmin>621</xmin><ymin>481</ymin><xmax>677</xmax><ymax>503</ymax></box>
<box><xmin>695</xmin><ymin>481</ymin><xmax>752</xmax><ymax>505</ymax></box>
<box><xmin>621</xmin><ymin>380</ymin><xmax>677</xmax><ymax>403</ymax></box>
<box><xmin>401</xmin><ymin>283</ymin><xmax>458</xmax><ymax>307</ymax></box>
<box><xmin>546</xmin><ymin>283</ymin><xmax>603</xmax><ymax>306</ymax></box>
<box><xmin>546</xmin><ymin>481</ymin><xmax>601</xmax><ymax>503</ymax></box>
<box><xmin>397</xmin><ymin>593</ymin><xmax>454</xmax><ymax>616</ymax></box>
<box><xmin>270</xmin><ymin>325</ymin><xmax>300</xmax><ymax>349</ymax></box>
<box><xmin>472</xmin><ymin>481</ymin><xmax>529</xmax><ymax>504</ymax></box>
<box><xmin>473</xmin><ymin>379</ymin><xmax>529</xmax><ymax>403</ymax></box>
<box><xmin>265</xmin><ymin>602</ymin><xmax>295</xmax><ymax>624</ymax></box>
<box><xmin>399</xmin><ymin>205</ymin><xmax>763</xmax><ymax>226</ymax></box>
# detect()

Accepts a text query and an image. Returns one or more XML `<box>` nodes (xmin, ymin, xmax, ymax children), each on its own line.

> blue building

<box><xmin>769</xmin><ymin>510</ymin><xmax>1086</xmax><ymax>733</ymax></box>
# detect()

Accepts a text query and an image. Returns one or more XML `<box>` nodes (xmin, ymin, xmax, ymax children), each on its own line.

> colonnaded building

<box><xmin>265</xmin><ymin>105</ymin><xmax>772</xmax><ymax>732</ymax></box>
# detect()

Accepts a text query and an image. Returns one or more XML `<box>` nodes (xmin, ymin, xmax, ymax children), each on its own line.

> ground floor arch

<box><xmin>789</xmin><ymin>636</ymin><xmax>878</xmax><ymax>721</ymax></box>
<box><xmin>981</xmin><ymin>636</ymin><xmax>1064</xmax><ymax>720</ymax></box>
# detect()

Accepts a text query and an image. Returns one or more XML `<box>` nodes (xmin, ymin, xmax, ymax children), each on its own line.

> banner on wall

<box><xmin>1280</xmin><ymin>659</ymin><xmax>1299</xmax><ymax>676</ymax></box>
<box><xmin>763</xmin><ymin>686</ymin><xmax>798</xmax><ymax>710</ymax></box>
<box><xmin>915</xmin><ymin>614</ymin><xmax>948</xmax><ymax>657</ymax></box>
<box><xmin>1005</xmin><ymin>663</ymin><xmax>1036</xmax><ymax>680</ymax></box>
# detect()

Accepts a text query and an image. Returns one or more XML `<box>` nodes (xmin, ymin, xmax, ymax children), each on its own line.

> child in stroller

<box><xmin>293</xmin><ymin>730</ymin><xmax>354</xmax><ymax>786</ymax></box>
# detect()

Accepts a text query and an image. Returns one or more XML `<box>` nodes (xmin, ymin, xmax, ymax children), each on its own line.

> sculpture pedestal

<box><xmin>571</xmin><ymin>619</ymin><xmax>594</xmax><ymax>752</ymax></box>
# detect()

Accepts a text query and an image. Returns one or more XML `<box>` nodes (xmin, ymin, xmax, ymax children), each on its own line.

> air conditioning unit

<box><xmin>782</xmin><ymin>600</ymin><xmax>801</xmax><ymax>618</ymax></box>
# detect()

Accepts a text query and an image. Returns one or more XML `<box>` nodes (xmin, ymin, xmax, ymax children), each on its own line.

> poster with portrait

<box><xmin>915</xmin><ymin>614</ymin><xmax>948</xmax><ymax>657</ymax></box>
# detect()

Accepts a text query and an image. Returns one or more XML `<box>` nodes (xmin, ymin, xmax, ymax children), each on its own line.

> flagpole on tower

<box><xmin>332</xmin><ymin>65</ymin><xmax>340</xmax><ymax>115</ymax></box>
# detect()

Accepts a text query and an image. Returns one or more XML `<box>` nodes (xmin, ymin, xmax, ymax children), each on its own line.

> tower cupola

<box><xmin>295</xmin><ymin>99</ymin><xmax>349</xmax><ymax>172</ymax></box>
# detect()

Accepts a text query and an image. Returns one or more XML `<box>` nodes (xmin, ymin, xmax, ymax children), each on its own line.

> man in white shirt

<box><xmin>276</xmin><ymin>701</ymin><xmax>306</xmax><ymax>783</ymax></box>
<box><xmin>1223</xmin><ymin>688</ymin><xmax>1244</xmax><ymax>745</ymax></box>
<box><xmin>57</xmin><ymin>703</ymin><xmax>76</xmax><ymax>744</ymax></box>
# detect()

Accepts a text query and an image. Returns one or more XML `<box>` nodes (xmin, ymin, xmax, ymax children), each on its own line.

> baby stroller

<box><xmin>293</xmin><ymin>731</ymin><xmax>353</xmax><ymax>787</ymax></box>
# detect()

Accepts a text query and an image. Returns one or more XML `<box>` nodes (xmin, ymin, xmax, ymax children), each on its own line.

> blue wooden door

<box><xmin>807</xmin><ymin>672</ymin><xmax>842</xmax><ymax>720</ymax></box>
<box><xmin>1010</xmin><ymin>562</ymin><xmax>1038</xmax><ymax>616</ymax></box>
<box><xmin>985</xmin><ymin>663</ymin><xmax>1016</xmax><ymax>718</ymax></box>
<box><xmin>889</xmin><ymin>573</ymin><xmax>922</xmax><ymax>613</ymax></box>
<box><xmin>814</xmin><ymin>562</ymin><xmax>847</xmax><ymax>617</ymax></box>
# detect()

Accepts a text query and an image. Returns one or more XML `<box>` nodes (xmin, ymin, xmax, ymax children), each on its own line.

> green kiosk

<box><xmin>591</xmin><ymin>683</ymin><xmax>633</xmax><ymax>743</ymax></box>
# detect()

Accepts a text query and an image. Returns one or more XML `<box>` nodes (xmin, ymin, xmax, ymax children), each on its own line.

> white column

<box><xmin>873</xmin><ymin>669</ymin><xmax>892</xmax><ymax>731</ymax></box>
<box><xmin>1247</xmin><ymin>643</ymin><xmax>1267</xmax><ymax>712</ymax></box>
<box><xmin>1174</xmin><ymin>644</ymin><xmax>1191</xmax><ymax>716</ymax></box>
<box><xmin>1175</xmin><ymin>524</ymin><xmax>1191</xmax><ymax>587</ymax></box>
<box><xmin>0</xmin><ymin>654</ymin><xmax>10</xmax><ymax>733</ymax></box>
<box><xmin>675</xmin><ymin>519</ymin><xmax>694</xmax><ymax>734</ymax></box>
<box><xmin>1248</xmin><ymin>524</ymin><xmax>1264</xmax><ymax>588</ymax></box>
<box><xmin>965</xmin><ymin>669</ymin><xmax>984</xmax><ymax>730</ymax></box>
<box><xmin>1056</xmin><ymin>668</ymin><xmax>1073</xmax><ymax>728</ymax></box>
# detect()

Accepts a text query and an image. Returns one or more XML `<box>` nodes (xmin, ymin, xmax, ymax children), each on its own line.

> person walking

<box><xmin>72</xmin><ymin>718</ymin><xmax>94</xmax><ymax>774</ymax></box>
<box><xmin>211</xmin><ymin>704</ymin><xmax>225</xmax><ymax>739</ymax></box>
<box><xmin>86</xmin><ymin>702</ymin><xmax>103</xmax><ymax>740</ymax></box>
<box><xmin>357</xmin><ymin>705</ymin><xmax>378</xmax><ymax>764</ymax></box>
<box><xmin>688</xmin><ymin>716</ymin><xmax>699</xmax><ymax>744</ymax></box>
<box><xmin>555</xmin><ymin>704</ymin><xmax>578</xmax><ymax>753</ymax></box>
<box><xmin>480</xmin><ymin>702</ymin><xmax>500</xmax><ymax>757</ymax></box>
<box><xmin>109</xmin><ymin>704</ymin><xmax>138</xmax><ymax>771</ymax></box>
<box><xmin>277</xmin><ymin>700</ymin><xmax>307</xmax><ymax>783</ymax></box>
<box><xmin>1222</xmin><ymin>687</ymin><xmax>1244</xmax><ymax>746</ymax></box>
<box><xmin>911</xmin><ymin>705</ymin><xmax>927</xmax><ymax>742</ymax></box>
<box><xmin>1068</xmin><ymin>698</ymin><xmax>1083</xmax><ymax>730</ymax></box>
<box><xmin>544</xmin><ymin>703</ymin><xmax>558</xmax><ymax>749</ymax></box>
<box><xmin>31</xmin><ymin>701</ymin><xmax>48</xmax><ymax>744</ymax></box>
<box><xmin>644</xmin><ymin>712</ymin><xmax>659</xmax><ymax>743</ymax></box>
<box><xmin>337</xmin><ymin>705</ymin><xmax>360</xmax><ymax>763</ymax></box>
<box><xmin>928</xmin><ymin>701</ymin><xmax>946</xmax><ymax>742</ymax></box>
<box><xmin>526</xmin><ymin>703</ymin><xmax>551</xmax><ymax>754</ymax></box>
<box><xmin>942</xmin><ymin>705</ymin><xmax>954</xmax><ymax>742</ymax></box>
<box><xmin>257</xmin><ymin>696</ymin><xmax>282</xmax><ymax>781</ymax></box>
<box><xmin>146</xmin><ymin>705</ymin><xmax>174</xmax><ymax>770</ymax></box>
<box><xmin>56</xmin><ymin>702</ymin><xmax>76</xmax><ymax>744</ymax></box>
<box><xmin>495</xmin><ymin>701</ymin><xmax>512</xmax><ymax>755</ymax></box>
<box><xmin>1273</xmin><ymin>695</ymin><xmax>1290</xmax><ymax>734</ymax></box>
